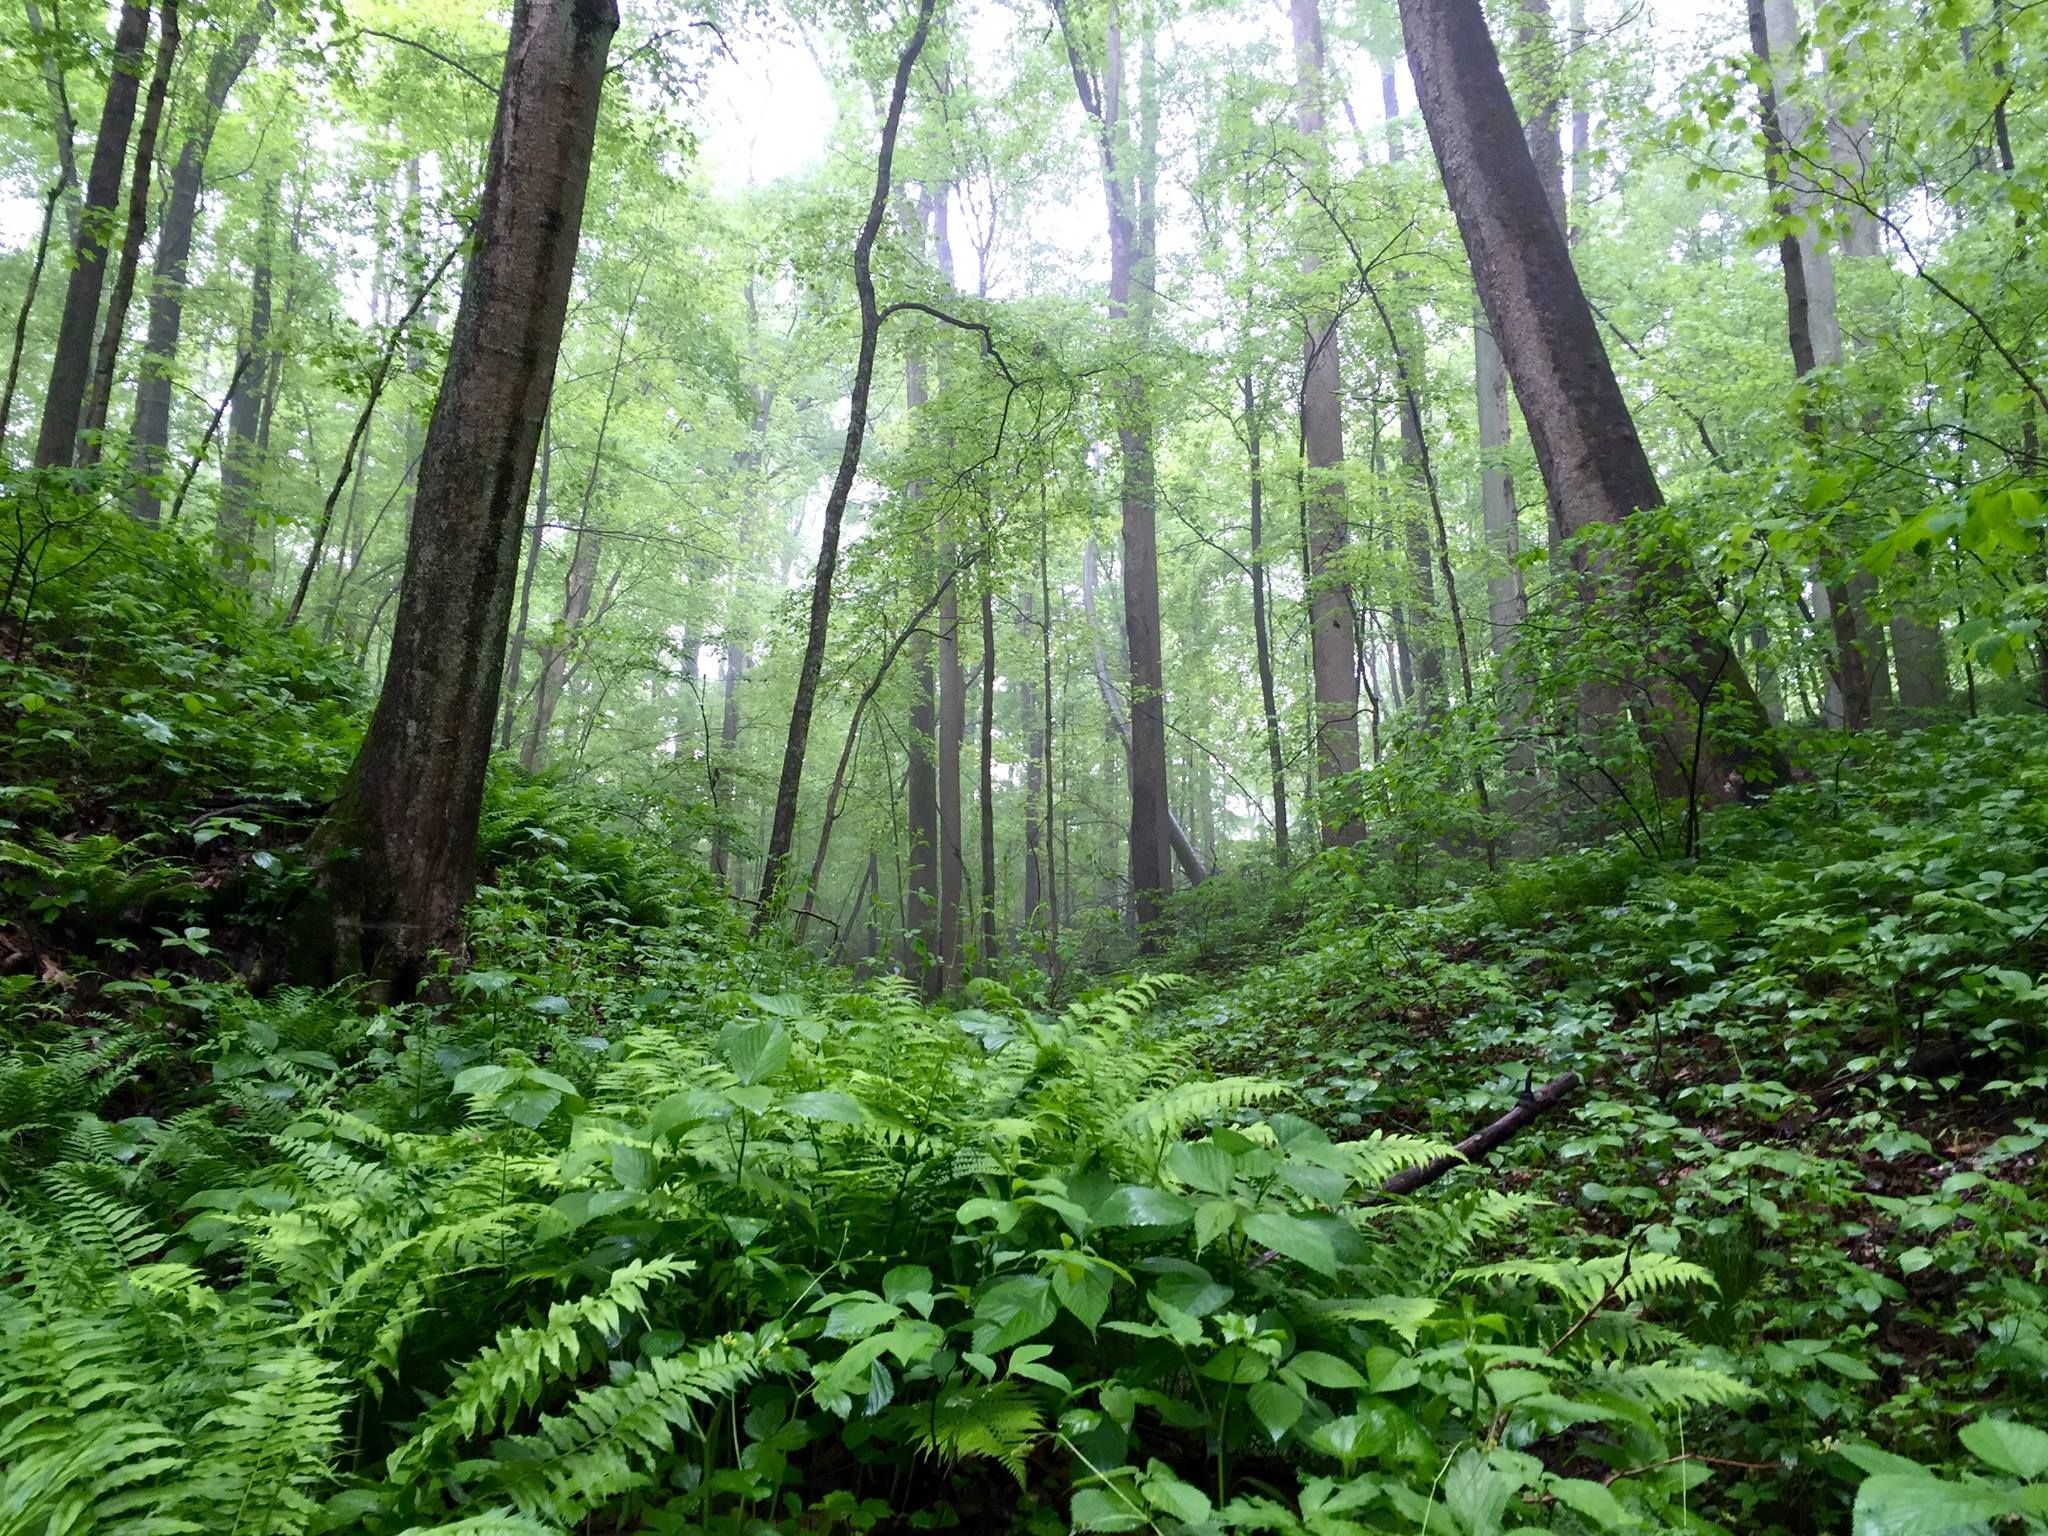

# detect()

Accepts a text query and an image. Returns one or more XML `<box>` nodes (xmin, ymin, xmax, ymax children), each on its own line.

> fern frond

<box><xmin>391</xmin><ymin>1255</ymin><xmax>695</xmax><ymax>1473</ymax></box>
<box><xmin>908</xmin><ymin>1379</ymin><xmax>1045</xmax><ymax>1486</ymax></box>
<box><xmin>1120</xmin><ymin>1076</ymin><xmax>1290</xmax><ymax>1140</ymax></box>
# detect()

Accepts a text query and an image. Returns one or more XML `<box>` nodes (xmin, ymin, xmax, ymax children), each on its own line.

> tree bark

<box><xmin>1057</xmin><ymin>0</ymin><xmax>1174</xmax><ymax>941</ymax></box>
<box><xmin>1381</xmin><ymin>65</ymin><xmax>1445</xmax><ymax>711</ymax></box>
<box><xmin>1568</xmin><ymin>0</ymin><xmax>1589</xmax><ymax>240</ymax></box>
<box><xmin>311</xmin><ymin>0</ymin><xmax>617</xmax><ymax>994</ymax></box>
<box><xmin>501</xmin><ymin>419</ymin><xmax>552</xmax><ymax>751</ymax></box>
<box><xmin>36</xmin><ymin>0</ymin><xmax>153</xmax><ymax>470</ymax></box>
<box><xmin>1292</xmin><ymin>0</ymin><xmax>1362</xmax><ymax>843</ymax></box>
<box><xmin>129</xmin><ymin>6</ymin><xmax>266</xmax><ymax>517</ymax></box>
<box><xmin>80</xmin><ymin>0</ymin><xmax>177</xmax><ymax>469</ymax></box>
<box><xmin>755</xmin><ymin>0</ymin><xmax>938</xmax><ymax>924</ymax></box>
<box><xmin>1083</xmin><ymin>540</ymin><xmax>1207</xmax><ymax>886</ymax></box>
<box><xmin>1244</xmin><ymin>374</ymin><xmax>1290</xmax><ymax>864</ymax></box>
<box><xmin>1018</xmin><ymin>590</ymin><xmax>1044</xmax><ymax>927</ymax></box>
<box><xmin>1396</xmin><ymin>0</ymin><xmax>1781</xmax><ymax>791</ymax></box>
<box><xmin>979</xmin><ymin>572</ymin><xmax>999</xmax><ymax>969</ymax></box>
<box><xmin>218</xmin><ymin>175</ymin><xmax>276</xmax><ymax>578</ymax></box>
<box><xmin>1751</xmin><ymin>0</ymin><xmax>1875</xmax><ymax>731</ymax></box>
<box><xmin>1478</xmin><ymin>314</ymin><xmax>1522</xmax><ymax>658</ymax></box>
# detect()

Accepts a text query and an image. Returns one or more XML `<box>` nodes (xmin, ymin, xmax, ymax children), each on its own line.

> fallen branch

<box><xmin>1380</xmin><ymin>1072</ymin><xmax>1580</xmax><ymax>1196</ymax></box>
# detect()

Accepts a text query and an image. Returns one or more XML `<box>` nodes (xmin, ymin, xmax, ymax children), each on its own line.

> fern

<box><xmin>906</xmin><ymin>1379</ymin><xmax>1046</xmax><ymax>1486</ymax></box>
<box><xmin>392</xmin><ymin>1255</ymin><xmax>695</xmax><ymax>1472</ymax></box>
<box><xmin>1120</xmin><ymin>1076</ymin><xmax>1291</xmax><ymax>1140</ymax></box>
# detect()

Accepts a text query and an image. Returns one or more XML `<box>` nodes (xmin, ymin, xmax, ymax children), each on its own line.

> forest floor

<box><xmin>2</xmin><ymin>514</ymin><xmax>2045</xmax><ymax>1534</ymax></box>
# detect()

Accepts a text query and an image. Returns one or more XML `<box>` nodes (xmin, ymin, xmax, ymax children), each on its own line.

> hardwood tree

<box><xmin>312</xmin><ymin>0</ymin><xmax>619</xmax><ymax>993</ymax></box>
<box><xmin>1394</xmin><ymin>0</ymin><xmax>1782</xmax><ymax>792</ymax></box>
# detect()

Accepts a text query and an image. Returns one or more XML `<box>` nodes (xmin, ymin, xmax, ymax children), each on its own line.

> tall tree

<box><xmin>35</xmin><ymin>0</ymin><xmax>153</xmax><ymax>469</ymax></box>
<box><xmin>755</xmin><ymin>0</ymin><xmax>940</xmax><ymax>923</ymax></box>
<box><xmin>1290</xmin><ymin>0</ymin><xmax>1361</xmax><ymax>843</ymax></box>
<box><xmin>312</xmin><ymin>0</ymin><xmax>618</xmax><ymax>992</ymax></box>
<box><xmin>1056</xmin><ymin>0</ymin><xmax>1175</xmax><ymax>940</ymax></box>
<box><xmin>217</xmin><ymin>175</ymin><xmax>277</xmax><ymax>576</ymax></box>
<box><xmin>1394</xmin><ymin>0</ymin><xmax>1781</xmax><ymax>792</ymax></box>
<box><xmin>79</xmin><ymin>0</ymin><xmax>177</xmax><ymax>466</ymax></box>
<box><xmin>130</xmin><ymin>4</ymin><xmax>269</xmax><ymax>519</ymax></box>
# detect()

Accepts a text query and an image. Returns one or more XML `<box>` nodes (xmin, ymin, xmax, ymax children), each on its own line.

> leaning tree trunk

<box><xmin>1395</xmin><ymin>0</ymin><xmax>1781</xmax><ymax>794</ymax></box>
<box><xmin>755</xmin><ymin>0</ymin><xmax>938</xmax><ymax>925</ymax></box>
<box><xmin>131</xmin><ymin>7</ymin><xmax>267</xmax><ymax>519</ymax></box>
<box><xmin>79</xmin><ymin>0</ymin><xmax>178</xmax><ymax>469</ymax></box>
<box><xmin>311</xmin><ymin>0</ymin><xmax>617</xmax><ymax>995</ymax></box>
<box><xmin>36</xmin><ymin>0</ymin><xmax>152</xmax><ymax>470</ymax></box>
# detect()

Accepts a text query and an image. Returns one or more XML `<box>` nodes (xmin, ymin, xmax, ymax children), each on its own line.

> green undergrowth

<box><xmin>1191</xmin><ymin>716</ymin><xmax>2048</xmax><ymax>1533</ymax></box>
<box><xmin>3</xmin><ymin>507</ymin><xmax>2046</xmax><ymax>1534</ymax></box>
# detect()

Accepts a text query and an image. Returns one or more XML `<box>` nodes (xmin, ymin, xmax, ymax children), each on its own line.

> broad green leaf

<box><xmin>717</xmin><ymin>1018</ymin><xmax>790</xmax><ymax>1084</ymax></box>
<box><xmin>1243</xmin><ymin>1211</ymin><xmax>1337</xmax><ymax>1277</ymax></box>
<box><xmin>1959</xmin><ymin>1417</ymin><xmax>2048</xmax><ymax>1479</ymax></box>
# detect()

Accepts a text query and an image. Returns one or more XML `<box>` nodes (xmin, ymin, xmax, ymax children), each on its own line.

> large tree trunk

<box><xmin>1292</xmin><ymin>0</ymin><xmax>1362</xmax><ymax>843</ymax></box>
<box><xmin>312</xmin><ymin>0</ymin><xmax>616</xmax><ymax>995</ymax></box>
<box><xmin>218</xmin><ymin>176</ymin><xmax>276</xmax><ymax>576</ymax></box>
<box><xmin>755</xmin><ymin>0</ymin><xmax>937</xmax><ymax>924</ymax></box>
<box><xmin>129</xmin><ymin>7</ymin><xmax>266</xmax><ymax>518</ymax></box>
<box><xmin>1244</xmin><ymin>374</ymin><xmax>1290</xmax><ymax>864</ymax></box>
<box><xmin>36</xmin><ymin>0</ymin><xmax>152</xmax><ymax>470</ymax></box>
<box><xmin>1395</xmin><ymin>0</ymin><xmax>1781</xmax><ymax>794</ymax></box>
<box><xmin>80</xmin><ymin>0</ymin><xmax>177</xmax><ymax>469</ymax></box>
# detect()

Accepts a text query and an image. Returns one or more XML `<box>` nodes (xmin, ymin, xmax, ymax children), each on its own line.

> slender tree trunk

<box><xmin>1381</xmin><ymin>66</ymin><xmax>1445</xmax><ymax>710</ymax></box>
<box><xmin>755</xmin><ymin>0</ymin><xmax>938</xmax><ymax>924</ymax></box>
<box><xmin>0</xmin><ymin>175</ymin><xmax>71</xmax><ymax>461</ymax></box>
<box><xmin>1568</xmin><ymin>0</ymin><xmax>1589</xmax><ymax>241</ymax></box>
<box><xmin>130</xmin><ymin>7</ymin><xmax>266</xmax><ymax>517</ymax></box>
<box><xmin>902</xmin><ymin>319</ymin><xmax>941</xmax><ymax>992</ymax></box>
<box><xmin>1039</xmin><ymin>506</ymin><xmax>1061</xmax><ymax>969</ymax></box>
<box><xmin>1518</xmin><ymin>0</ymin><xmax>1565</xmax><ymax>229</ymax></box>
<box><xmin>80</xmin><ymin>0</ymin><xmax>177</xmax><ymax>469</ymax></box>
<box><xmin>1395</xmin><ymin>0</ymin><xmax>1781</xmax><ymax>794</ymax></box>
<box><xmin>1478</xmin><ymin>315</ymin><xmax>1521</xmax><ymax>659</ymax></box>
<box><xmin>311</xmin><ymin>0</ymin><xmax>617</xmax><ymax>995</ymax></box>
<box><xmin>1018</xmin><ymin>591</ymin><xmax>1044</xmax><ymax>928</ymax></box>
<box><xmin>1056</xmin><ymin>0</ymin><xmax>1174</xmax><ymax>941</ymax></box>
<box><xmin>36</xmin><ymin>0</ymin><xmax>152</xmax><ymax>470</ymax></box>
<box><xmin>715</xmin><ymin>635</ymin><xmax>744</xmax><ymax>890</ymax></box>
<box><xmin>979</xmin><ymin>574</ymin><xmax>999</xmax><ymax>969</ymax></box>
<box><xmin>23</xmin><ymin>0</ymin><xmax>82</xmax><ymax>246</ymax></box>
<box><xmin>1752</xmin><ymin>0</ymin><xmax>1874</xmax><ymax>731</ymax></box>
<box><xmin>522</xmin><ymin>256</ymin><xmax>647</xmax><ymax>767</ymax></box>
<box><xmin>1082</xmin><ymin>540</ymin><xmax>1207</xmax><ymax>885</ymax></box>
<box><xmin>1244</xmin><ymin>374</ymin><xmax>1290</xmax><ymax>864</ymax></box>
<box><xmin>218</xmin><ymin>176</ymin><xmax>276</xmax><ymax>577</ymax></box>
<box><xmin>1292</xmin><ymin>0</ymin><xmax>1362</xmax><ymax>842</ymax></box>
<box><xmin>501</xmin><ymin>419</ymin><xmax>552</xmax><ymax>751</ymax></box>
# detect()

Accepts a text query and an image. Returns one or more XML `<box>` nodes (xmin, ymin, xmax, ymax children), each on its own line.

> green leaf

<box><xmin>1095</xmin><ymin>1184</ymin><xmax>1194</xmax><ymax>1229</ymax></box>
<box><xmin>1247</xmin><ymin>1379</ymin><xmax>1304</xmax><ymax>1441</ymax></box>
<box><xmin>973</xmin><ymin>1276</ymin><xmax>1056</xmax><ymax>1353</ymax></box>
<box><xmin>1052</xmin><ymin>1263</ymin><xmax>1112</xmax><ymax>1331</ymax></box>
<box><xmin>1071</xmin><ymin>1486</ymin><xmax>1147</xmax><ymax>1532</ymax></box>
<box><xmin>1853</xmin><ymin>1475</ymin><xmax>2048</xmax><ymax>1536</ymax></box>
<box><xmin>610</xmin><ymin>1141</ymin><xmax>653</xmax><ymax>1191</ymax></box>
<box><xmin>1286</xmin><ymin>1350</ymin><xmax>1366</xmax><ymax>1390</ymax></box>
<box><xmin>717</xmin><ymin>1018</ymin><xmax>791</xmax><ymax>1084</ymax></box>
<box><xmin>1243</xmin><ymin>1211</ymin><xmax>1337</xmax><ymax>1277</ymax></box>
<box><xmin>1165</xmin><ymin>1139</ymin><xmax>1235</xmax><ymax>1195</ymax></box>
<box><xmin>1960</xmin><ymin>1417</ymin><xmax>2048</xmax><ymax>1479</ymax></box>
<box><xmin>1548</xmin><ymin>1476</ymin><xmax>1629</xmax><ymax>1530</ymax></box>
<box><xmin>786</xmin><ymin>1090</ymin><xmax>865</xmax><ymax>1123</ymax></box>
